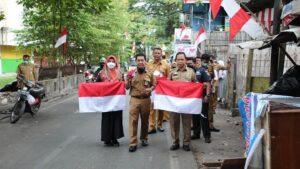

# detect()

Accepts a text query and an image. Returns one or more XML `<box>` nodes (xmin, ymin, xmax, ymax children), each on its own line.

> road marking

<box><xmin>33</xmin><ymin>135</ymin><xmax>77</xmax><ymax>169</ymax></box>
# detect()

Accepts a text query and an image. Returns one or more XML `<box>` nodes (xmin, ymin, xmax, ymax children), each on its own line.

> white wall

<box><xmin>0</xmin><ymin>0</ymin><xmax>23</xmax><ymax>45</ymax></box>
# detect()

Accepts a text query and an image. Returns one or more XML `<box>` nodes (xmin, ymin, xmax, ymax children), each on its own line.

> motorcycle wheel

<box><xmin>10</xmin><ymin>101</ymin><xmax>25</xmax><ymax>124</ymax></box>
<box><xmin>31</xmin><ymin>101</ymin><xmax>41</xmax><ymax>115</ymax></box>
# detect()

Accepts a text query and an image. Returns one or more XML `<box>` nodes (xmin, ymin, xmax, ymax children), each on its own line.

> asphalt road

<box><xmin>0</xmin><ymin>94</ymin><xmax>198</xmax><ymax>169</ymax></box>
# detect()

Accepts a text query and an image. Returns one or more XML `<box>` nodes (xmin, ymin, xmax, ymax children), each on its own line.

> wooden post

<box><xmin>270</xmin><ymin>0</ymin><xmax>282</xmax><ymax>85</ymax></box>
<box><xmin>246</xmin><ymin>49</ymin><xmax>254</xmax><ymax>93</ymax></box>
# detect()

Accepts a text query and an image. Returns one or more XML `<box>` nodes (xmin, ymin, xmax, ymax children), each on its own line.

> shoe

<box><xmin>112</xmin><ymin>139</ymin><xmax>120</xmax><ymax>147</ymax></box>
<box><xmin>148</xmin><ymin>129</ymin><xmax>157</xmax><ymax>134</ymax></box>
<box><xmin>170</xmin><ymin>144</ymin><xmax>180</xmax><ymax>151</ymax></box>
<box><xmin>141</xmin><ymin>140</ymin><xmax>148</xmax><ymax>147</ymax></box>
<box><xmin>210</xmin><ymin>127</ymin><xmax>220</xmax><ymax>132</ymax></box>
<box><xmin>157</xmin><ymin>127</ymin><xmax>165</xmax><ymax>132</ymax></box>
<box><xmin>205</xmin><ymin>138</ymin><xmax>211</xmax><ymax>143</ymax></box>
<box><xmin>129</xmin><ymin>146</ymin><xmax>137</xmax><ymax>152</ymax></box>
<box><xmin>182</xmin><ymin>145</ymin><xmax>190</xmax><ymax>151</ymax></box>
<box><xmin>191</xmin><ymin>134</ymin><xmax>200</xmax><ymax>140</ymax></box>
<box><xmin>104</xmin><ymin>141</ymin><xmax>113</xmax><ymax>146</ymax></box>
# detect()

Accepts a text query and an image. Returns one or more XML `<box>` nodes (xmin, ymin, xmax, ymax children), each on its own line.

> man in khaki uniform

<box><xmin>17</xmin><ymin>54</ymin><xmax>37</xmax><ymax>86</ymax></box>
<box><xmin>147</xmin><ymin>47</ymin><xmax>170</xmax><ymax>134</ymax></box>
<box><xmin>126</xmin><ymin>53</ymin><xmax>154</xmax><ymax>153</ymax></box>
<box><xmin>169</xmin><ymin>52</ymin><xmax>196</xmax><ymax>151</ymax></box>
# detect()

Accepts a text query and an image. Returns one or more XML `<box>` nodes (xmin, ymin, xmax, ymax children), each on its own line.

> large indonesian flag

<box><xmin>154</xmin><ymin>80</ymin><xmax>203</xmax><ymax>114</ymax></box>
<box><xmin>78</xmin><ymin>82</ymin><xmax>126</xmax><ymax>113</ymax></box>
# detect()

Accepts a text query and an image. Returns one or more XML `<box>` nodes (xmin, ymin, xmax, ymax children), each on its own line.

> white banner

<box><xmin>174</xmin><ymin>44</ymin><xmax>197</xmax><ymax>58</ymax></box>
<box><xmin>174</xmin><ymin>28</ymin><xmax>192</xmax><ymax>41</ymax></box>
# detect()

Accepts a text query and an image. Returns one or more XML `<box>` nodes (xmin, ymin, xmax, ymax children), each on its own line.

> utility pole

<box><xmin>270</xmin><ymin>0</ymin><xmax>282</xmax><ymax>85</ymax></box>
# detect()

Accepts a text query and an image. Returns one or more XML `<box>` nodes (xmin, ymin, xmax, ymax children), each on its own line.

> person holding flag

<box><xmin>126</xmin><ymin>53</ymin><xmax>155</xmax><ymax>153</ymax></box>
<box><xmin>168</xmin><ymin>52</ymin><xmax>196</xmax><ymax>151</ymax></box>
<box><xmin>98</xmin><ymin>55</ymin><xmax>124</xmax><ymax>147</ymax></box>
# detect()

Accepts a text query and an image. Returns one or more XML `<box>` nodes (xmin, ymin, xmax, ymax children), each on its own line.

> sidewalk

<box><xmin>191</xmin><ymin>108</ymin><xmax>245</xmax><ymax>169</ymax></box>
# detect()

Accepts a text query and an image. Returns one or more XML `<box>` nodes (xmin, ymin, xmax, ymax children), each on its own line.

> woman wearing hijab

<box><xmin>96</xmin><ymin>55</ymin><xmax>124</xmax><ymax>146</ymax></box>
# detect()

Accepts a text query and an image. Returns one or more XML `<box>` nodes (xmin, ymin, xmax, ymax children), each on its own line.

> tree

<box><xmin>129</xmin><ymin>0</ymin><xmax>181</xmax><ymax>51</ymax></box>
<box><xmin>0</xmin><ymin>12</ymin><xmax>4</xmax><ymax>21</ymax></box>
<box><xmin>16</xmin><ymin>0</ymin><xmax>117</xmax><ymax>64</ymax></box>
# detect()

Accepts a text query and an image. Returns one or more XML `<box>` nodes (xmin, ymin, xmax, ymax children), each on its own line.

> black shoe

<box><xmin>141</xmin><ymin>140</ymin><xmax>148</xmax><ymax>147</ymax></box>
<box><xmin>104</xmin><ymin>141</ymin><xmax>113</xmax><ymax>146</ymax></box>
<box><xmin>148</xmin><ymin>129</ymin><xmax>157</xmax><ymax>134</ymax></box>
<box><xmin>182</xmin><ymin>145</ymin><xmax>190</xmax><ymax>151</ymax></box>
<box><xmin>210</xmin><ymin>127</ymin><xmax>220</xmax><ymax>132</ymax></box>
<box><xmin>205</xmin><ymin>138</ymin><xmax>211</xmax><ymax>143</ymax></box>
<box><xmin>170</xmin><ymin>144</ymin><xmax>180</xmax><ymax>151</ymax></box>
<box><xmin>129</xmin><ymin>146</ymin><xmax>137</xmax><ymax>152</ymax></box>
<box><xmin>112</xmin><ymin>140</ymin><xmax>120</xmax><ymax>147</ymax></box>
<box><xmin>157</xmin><ymin>127</ymin><xmax>165</xmax><ymax>132</ymax></box>
<box><xmin>191</xmin><ymin>134</ymin><xmax>200</xmax><ymax>140</ymax></box>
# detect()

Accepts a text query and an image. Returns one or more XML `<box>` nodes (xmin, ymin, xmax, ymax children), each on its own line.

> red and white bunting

<box><xmin>210</xmin><ymin>0</ymin><xmax>268</xmax><ymax>40</ymax></box>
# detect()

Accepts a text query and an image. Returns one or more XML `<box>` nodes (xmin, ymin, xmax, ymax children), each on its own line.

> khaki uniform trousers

<box><xmin>163</xmin><ymin>111</ymin><xmax>170</xmax><ymax>121</ymax></box>
<box><xmin>129</xmin><ymin>97</ymin><xmax>151</xmax><ymax>146</ymax></box>
<box><xmin>208</xmin><ymin>87</ymin><xmax>218</xmax><ymax>128</ymax></box>
<box><xmin>169</xmin><ymin>112</ymin><xmax>192</xmax><ymax>146</ymax></box>
<box><xmin>149</xmin><ymin>103</ymin><xmax>164</xmax><ymax>130</ymax></box>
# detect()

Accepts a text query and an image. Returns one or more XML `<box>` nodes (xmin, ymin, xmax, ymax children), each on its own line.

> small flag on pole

<box><xmin>194</xmin><ymin>27</ymin><xmax>207</xmax><ymax>46</ymax></box>
<box><xmin>55</xmin><ymin>27</ymin><xmax>68</xmax><ymax>48</ymax></box>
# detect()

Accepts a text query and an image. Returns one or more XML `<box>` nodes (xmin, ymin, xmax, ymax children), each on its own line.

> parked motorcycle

<box><xmin>10</xmin><ymin>76</ymin><xmax>45</xmax><ymax>123</ymax></box>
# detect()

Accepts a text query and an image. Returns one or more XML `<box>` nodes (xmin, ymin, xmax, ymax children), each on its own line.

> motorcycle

<box><xmin>10</xmin><ymin>76</ymin><xmax>45</xmax><ymax>124</ymax></box>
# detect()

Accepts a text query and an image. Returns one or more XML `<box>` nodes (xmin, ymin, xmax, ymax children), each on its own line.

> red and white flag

<box><xmin>194</xmin><ymin>27</ymin><xmax>207</xmax><ymax>46</ymax></box>
<box><xmin>210</xmin><ymin>0</ymin><xmax>222</xmax><ymax>19</ymax></box>
<box><xmin>153</xmin><ymin>80</ymin><xmax>204</xmax><ymax>114</ymax></box>
<box><xmin>55</xmin><ymin>27</ymin><xmax>68</xmax><ymax>48</ymax></box>
<box><xmin>210</xmin><ymin>0</ymin><xmax>268</xmax><ymax>40</ymax></box>
<box><xmin>78</xmin><ymin>82</ymin><xmax>126</xmax><ymax>113</ymax></box>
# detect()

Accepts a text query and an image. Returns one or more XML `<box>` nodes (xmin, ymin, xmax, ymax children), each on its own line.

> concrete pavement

<box><xmin>0</xmin><ymin>94</ymin><xmax>198</xmax><ymax>169</ymax></box>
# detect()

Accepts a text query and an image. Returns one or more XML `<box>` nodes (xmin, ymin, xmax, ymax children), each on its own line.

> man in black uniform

<box><xmin>191</xmin><ymin>56</ymin><xmax>212</xmax><ymax>143</ymax></box>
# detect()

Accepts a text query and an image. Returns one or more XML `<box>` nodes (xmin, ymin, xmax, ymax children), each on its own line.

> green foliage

<box><xmin>0</xmin><ymin>12</ymin><xmax>4</xmax><ymax>21</ymax></box>
<box><xmin>16</xmin><ymin>0</ymin><xmax>132</xmax><ymax>64</ymax></box>
<box><xmin>129</xmin><ymin>0</ymin><xmax>181</xmax><ymax>50</ymax></box>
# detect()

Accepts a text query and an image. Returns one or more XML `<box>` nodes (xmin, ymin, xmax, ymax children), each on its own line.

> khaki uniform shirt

<box><xmin>17</xmin><ymin>63</ymin><xmax>36</xmax><ymax>82</ymax></box>
<box><xmin>169</xmin><ymin>66</ymin><xmax>196</xmax><ymax>82</ymax></box>
<box><xmin>127</xmin><ymin>71</ymin><xmax>153</xmax><ymax>98</ymax></box>
<box><xmin>147</xmin><ymin>60</ymin><xmax>170</xmax><ymax>78</ymax></box>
